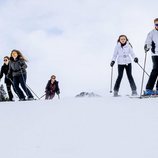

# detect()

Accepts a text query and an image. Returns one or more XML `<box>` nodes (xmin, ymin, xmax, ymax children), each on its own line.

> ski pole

<box><xmin>20</xmin><ymin>69</ymin><xmax>40</xmax><ymax>100</ymax></box>
<box><xmin>25</xmin><ymin>83</ymin><xmax>40</xmax><ymax>99</ymax></box>
<box><xmin>110</xmin><ymin>67</ymin><xmax>113</xmax><ymax>93</ymax></box>
<box><xmin>137</xmin><ymin>62</ymin><xmax>150</xmax><ymax>77</ymax></box>
<box><xmin>58</xmin><ymin>94</ymin><xmax>60</xmax><ymax>99</ymax></box>
<box><xmin>39</xmin><ymin>93</ymin><xmax>46</xmax><ymax>99</ymax></box>
<box><xmin>140</xmin><ymin>51</ymin><xmax>148</xmax><ymax>98</ymax></box>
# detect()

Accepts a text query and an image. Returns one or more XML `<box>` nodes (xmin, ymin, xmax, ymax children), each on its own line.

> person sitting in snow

<box><xmin>45</xmin><ymin>75</ymin><xmax>60</xmax><ymax>100</ymax></box>
<box><xmin>110</xmin><ymin>35</ymin><xmax>138</xmax><ymax>97</ymax></box>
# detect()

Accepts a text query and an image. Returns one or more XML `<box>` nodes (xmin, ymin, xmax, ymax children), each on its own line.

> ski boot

<box><xmin>132</xmin><ymin>90</ymin><xmax>138</xmax><ymax>96</ymax></box>
<box><xmin>144</xmin><ymin>89</ymin><xmax>155</xmax><ymax>96</ymax></box>
<box><xmin>113</xmin><ymin>91</ymin><xmax>119</xmax><ymax>97</ymax></box>
<box><xmin>154</xmin><ymin>90</ymin><xmax>158</xmax><ymax>95</ymax></box>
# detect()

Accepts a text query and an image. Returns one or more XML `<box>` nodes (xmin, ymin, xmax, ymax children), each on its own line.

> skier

<box><xmin>7</xmin><ymin>49</ymin><xmax>34</xmax><ymax>101</ymax></box>
<box><xmin>110</xmin><ymin>35</ymin><xmax>138</xmax><ymax>97</ymax></box>
<box><xmin>144</xmin><ymin>18</ymin><xmax>158</xmax><ymax>95</ymax></box>
<box><xmin>0</xmin><ymin>56</ymin><xmax>15</xmax><ymax>101</ymax></box>
<box><xmin>45</xmin><ymin>75</ymin><xmax>60</xmax><ymax>100</ymax></box>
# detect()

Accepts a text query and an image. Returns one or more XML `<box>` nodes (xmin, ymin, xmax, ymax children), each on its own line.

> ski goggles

<box><xmin>155</xmin><ymin>23</ymin><xmax>158</xmax><ymax>27</ymax></box>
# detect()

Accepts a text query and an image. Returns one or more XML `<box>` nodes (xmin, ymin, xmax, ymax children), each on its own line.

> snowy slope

<box><xmin>0</xmin><ymin>96</ymin><xmax>158</xmax><ymax>158</ymax></box>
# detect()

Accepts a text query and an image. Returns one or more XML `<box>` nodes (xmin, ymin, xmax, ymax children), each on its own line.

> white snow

<box><xmin>0</xmin><ymin>96</ymin><xmax>158</xmax><ymax>158</ymax></box>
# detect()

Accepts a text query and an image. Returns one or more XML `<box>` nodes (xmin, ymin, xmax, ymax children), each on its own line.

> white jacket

<box><xmin>111</xmin><ymin>42</ymin><xmax>136</xmax><ymax>65</ymax></box>
<box><xmin>145</xmin><ymin>29</ymin><xmax>158</xmax><ymax>56</ymax></box>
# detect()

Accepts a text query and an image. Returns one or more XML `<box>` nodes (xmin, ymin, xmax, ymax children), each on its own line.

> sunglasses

<box><xmin>155</xmin><ymin>24</ymin><xmax>158</xmax><ymax>27</ymax></box>
<box><xmin>51</xmin><ymin>78</ymin><xmax>56</xmax><ymax>79</ymax></box>
<box><xmin>4</xmin><ymin>59</ymin><xmax>8</xmax><ymax>62</ymax></box>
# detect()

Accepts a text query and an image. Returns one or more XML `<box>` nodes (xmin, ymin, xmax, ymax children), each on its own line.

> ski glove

<box><xmin>6</xmin><ymin>74</ymin><xmax>11</xmax><ymax>79</ymax></box>
<box><xmin>56</xmin><ymin>91</ymin><xmax>60</xmax><ymax>95</ymax></box>
<box><xmin>134</xmin><ymin>57</ymin><xmax>138</xmax><ymax>63</ymax></box>
<box><xmin>144</xmin><ymin>44</ymin><xmax>150</xmax><ymax>52</ymax></box>
<box><xmin>110</xmin><ymin>61</ymin><xmax>115</xmax><ymax>67</ymax></box>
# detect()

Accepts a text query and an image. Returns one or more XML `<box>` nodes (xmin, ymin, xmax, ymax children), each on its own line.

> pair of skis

<box><xmin>128</xmin><ymin>93</ymin><xmax>158</xmax><ymax>99</ymax></box>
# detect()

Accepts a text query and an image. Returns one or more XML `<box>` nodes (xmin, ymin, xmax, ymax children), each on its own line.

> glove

<box><xmin>144</xmin><ymin>44</ymin><xmax>150</xmax><ymax>52</ymax></box>
<box><xmin>6</xmin><ymin>74</ymin><xmax>10</xmax><ymax>79</ymax></box>
<box><xmin>134</xmin><ymin>57</ymin><xmax>138</xmax><ymax>63</ymax></box>
<box><xmin>110</xmin><ymin>61</ymin><xmax>115</xmax><ymax>67</ymax></box>
<box><xmin>56</xmin><ymin>91</ymin><xmax>60</xmax><ymax>95</ymax></box>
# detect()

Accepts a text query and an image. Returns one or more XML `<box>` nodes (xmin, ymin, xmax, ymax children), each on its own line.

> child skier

<box><xmin>45</xmin><ymin>75</ymin><xmax>60</xmax><ymax>100</ymax></box>
<box><xmin>110</xmin><ymin>35</ymin><xmax>138</xmax><ymax>97</ymax></box>
<box><xmin>144</xmin><ymin>18</ymin><xmax>158</xmax><ymax>95</ymax></box>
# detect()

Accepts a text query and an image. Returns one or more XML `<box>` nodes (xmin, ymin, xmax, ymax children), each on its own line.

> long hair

<box><xmin>117</xmin><ymin>35</ymin><xmax>133</xmax><ymax>48</ymax></box>
<box><xmin>10</xmin><ymin>49</ymin><xmax>28</xmax><ymax>62</ymax></box>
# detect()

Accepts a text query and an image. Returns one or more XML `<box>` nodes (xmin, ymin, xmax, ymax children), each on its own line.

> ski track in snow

<box><xmin>0</xmin><ymin>96</ymin><xmax>158</xmax><ymax>158</ymax></box>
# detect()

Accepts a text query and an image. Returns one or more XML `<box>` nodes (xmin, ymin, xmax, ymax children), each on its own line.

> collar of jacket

<box><xmin>118</xmin><ymin>41</ymin><xmax>129</xmax><ymax>48</ymax></box>
<box><xmin>10</xmin><ymin>56</ymin><xmax>20</xmax><ymax>62</ymax></box>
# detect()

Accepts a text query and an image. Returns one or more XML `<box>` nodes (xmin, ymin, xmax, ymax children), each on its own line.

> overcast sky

<box><xmin>0</xmin><ymin>0</ymin><xmax>158</xmax><ymax>97</ymax></box>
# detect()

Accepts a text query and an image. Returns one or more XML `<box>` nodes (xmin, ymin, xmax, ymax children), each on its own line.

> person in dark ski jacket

<box><xmin>144</xmin><ymin>18</ymin><xmax>158</xmax><ymax>95</ymax></box>
<box><xmin>0</xmin><ymin>56</ymin><xmax>15</xmax><ymax>101</ymax></box>
<box><xmin>110</xmin><ymin>35</ymin><xmax>138</xmax><ymax>97</ymax></box>
<box><xmin>45</xmin><ymin>75</ymin><xmax>60</xmax><ymax>100</ymax></box>
<box><xmin>7</xmin><ymin>49</ymin><xmax>34</xmax><ymax>101</ymax></box>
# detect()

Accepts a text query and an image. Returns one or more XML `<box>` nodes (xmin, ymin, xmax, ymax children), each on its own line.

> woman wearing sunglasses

<box><xmin>0</xmin><ymin>56</ymin><xmax>15</xmax><ymax>101</ymax></box>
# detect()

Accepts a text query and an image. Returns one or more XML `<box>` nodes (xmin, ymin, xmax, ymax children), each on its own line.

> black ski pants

<box><xmin>114</xmin><ymin>63</ymin><xmax>137</xmax><ymax>92</ymax></box>
<box><xmin>146</xmin><ymin>56</ymin><xmax>158</xmax><ymax>90</ymax></box>
<box><xmin>13</xmin><ymin>73</ymin><xmax>33</xmax><ymax>99</ymax></box>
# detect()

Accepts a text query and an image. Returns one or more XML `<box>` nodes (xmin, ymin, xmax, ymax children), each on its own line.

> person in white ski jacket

<box><xmin>110</xmin><ymin>35</ymin><xmax>138</xmax><ymax>97</ymax></box>
<box><xmin>144</xmin><ymin>18</ymin><xmax>158</xmax><ymax>95</ymax></box>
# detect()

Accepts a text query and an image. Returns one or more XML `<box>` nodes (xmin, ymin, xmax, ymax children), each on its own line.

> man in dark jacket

<box><xmin>45</xmin><ymin>75</ymin><xmax>60</xmax><ymax>100</ymax></box>
<box><xmin>0</xmin><ymin>56</ymin><xmax>15</xmax><ymax>101</ymax></box>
